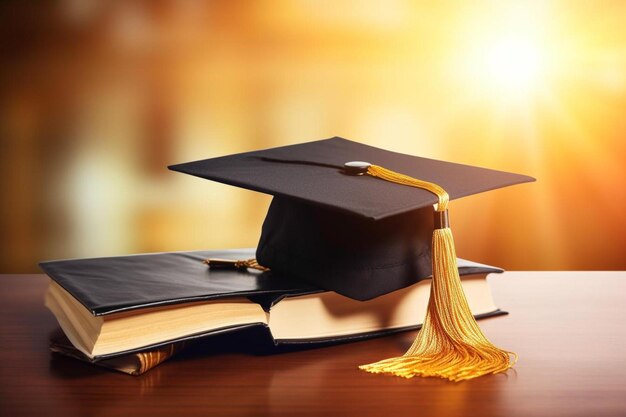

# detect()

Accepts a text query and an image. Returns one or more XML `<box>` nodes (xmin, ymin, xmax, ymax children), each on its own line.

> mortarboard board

<box><xmin>169</xmin><ymin>136</ymin><xmax>534</xmax><ymax>381</ymax></box>
<box><xmin>169</xmin><ymin>137</ymin><xmax>533</xmax><ymax>300</ymax></box>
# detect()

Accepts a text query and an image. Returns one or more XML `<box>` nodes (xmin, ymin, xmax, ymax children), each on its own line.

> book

<box><xmin>49</xmin><ymin>328</ymin><xmax>187</xmax><ymax>375</ymax></box>
<box><xmin>42</xmin><ymin>248</ymin><xmax>505</xmax><ymax>361</ymax></box>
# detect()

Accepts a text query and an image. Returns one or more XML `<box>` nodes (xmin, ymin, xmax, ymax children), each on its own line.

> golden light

<box><xmin>481</xmin><ymin>35</ymin><xmax>543</xmax><ymax>94</ymax></box>
<box><xmin>452</xmin><ymin>4</ymin><xmax>554</xmax><ymax>101</ymax></box>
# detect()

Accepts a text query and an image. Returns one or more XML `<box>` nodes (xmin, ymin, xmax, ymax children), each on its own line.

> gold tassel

<box><xmin>359</xmin><ymin>165</ymin><xmax>516</xmax><ymax>381</ymax></box>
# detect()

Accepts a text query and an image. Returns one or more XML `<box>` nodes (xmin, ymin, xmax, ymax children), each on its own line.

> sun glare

<box><xmin>455</xmin><ymin>4</ymin><xmax>552</xmax><ymax>101</ymax></box>
<box><xmin>482</xmin><ymin>36</ymin><xmax>542</xmax><ymax>93</ymax></box>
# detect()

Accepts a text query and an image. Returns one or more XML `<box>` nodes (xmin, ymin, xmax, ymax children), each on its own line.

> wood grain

<box><xmin>1</xmin><ymin>272</ymin><xmax>625</xmax><ymax>417</ymax></box>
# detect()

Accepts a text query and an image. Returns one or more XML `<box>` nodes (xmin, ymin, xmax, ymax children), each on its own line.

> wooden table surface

<box><xmin>1</xmin><ymin>272</ymin><xmax>625</xmax><ymax>417</ymax></box>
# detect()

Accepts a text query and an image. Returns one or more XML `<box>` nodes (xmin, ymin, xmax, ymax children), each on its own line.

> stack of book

<box><xmin>42</xmin><ymin>248</ymin><xmax>506</xmax><ymax>375</ymax></box>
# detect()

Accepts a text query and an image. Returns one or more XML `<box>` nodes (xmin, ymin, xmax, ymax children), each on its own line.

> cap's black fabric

<box><xmin>169</xmin><ymin>137</ymin><xmax>535</xmax><ymax>220</ymax></box>
<box><xmin>169</xmin><ymin>137</ymin><xmax>534</xmax><ymax>299</ymax></box>
<box><xmin>257</xmin><ymin>197</ymin><xmax>434</xmax><ymax>300</ymax></box>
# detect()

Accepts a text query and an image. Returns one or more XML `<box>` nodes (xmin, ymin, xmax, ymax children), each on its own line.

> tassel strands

<box><xmin>359</xmin><ymin>165</ymin><xmax>516</xmax><ymax>381</ymax></box>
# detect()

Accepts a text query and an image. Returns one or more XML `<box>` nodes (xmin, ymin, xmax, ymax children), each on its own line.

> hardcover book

<box><xmin>49</xmin><ymin>329</ymin><xmax>187</xmax><ymax>375</ymax></box>
<box><xmin>42</xmin><ymin>249</ymin><xmax>505</xmax><ymax>361</ymax></box>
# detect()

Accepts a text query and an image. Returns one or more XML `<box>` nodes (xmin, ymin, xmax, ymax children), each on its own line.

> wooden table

<box><xmin>1</xmin><ymin>272</ymin><xmax>625</xmax><ymax>417</ymax></box>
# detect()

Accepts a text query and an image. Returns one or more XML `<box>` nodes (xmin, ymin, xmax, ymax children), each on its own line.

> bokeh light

<box><xmin>0</xmin><ymin>1</ymin><xmax>624</xmax><ymax>273</ymax></box>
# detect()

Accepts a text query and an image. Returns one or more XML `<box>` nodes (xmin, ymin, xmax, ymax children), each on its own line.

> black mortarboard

<box><xmin>171</xmin><ymin>136</ymin><xmax>535</xmax><ymax>381</ymax></box>
<box><xmin>169</xmin><ymin>137</ymin><xmax>533</xmax><ymax>301</ymax></box>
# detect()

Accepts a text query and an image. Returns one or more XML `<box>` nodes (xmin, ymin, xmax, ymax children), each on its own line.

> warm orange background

<box><xmin>1</xmin><ymin>2</ymin><xmax>624</xmax><ymax>273</ymax></box>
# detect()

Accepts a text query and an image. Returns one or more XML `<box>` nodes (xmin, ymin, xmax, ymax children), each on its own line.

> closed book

<box><xmin>49</xmin><ymin>328</ymin><xmax>187</xmax><ymax>375</ymax></box>
<box><xmin>41</xmin><ymin>248</ymin><xmax>505</xmax><ymax>361</ymax></box>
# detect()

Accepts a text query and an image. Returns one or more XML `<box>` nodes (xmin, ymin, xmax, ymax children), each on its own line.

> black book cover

<box><xmin>41</xmin><ymin>248</ymin><xmax>504</xmax><ymax>359</ymax></box>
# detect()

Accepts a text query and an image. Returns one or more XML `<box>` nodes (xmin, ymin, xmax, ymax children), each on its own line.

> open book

<box><xmin>42</xmin><ymin>249</ymin><xmax>505</xmax><ymax>361</ymax></box>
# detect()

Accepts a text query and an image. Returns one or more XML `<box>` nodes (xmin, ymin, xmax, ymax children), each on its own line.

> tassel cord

<box><xmin>367</xmin><ymin>165</ymin><xmax>449</xmax><ymax>212</ymax></box>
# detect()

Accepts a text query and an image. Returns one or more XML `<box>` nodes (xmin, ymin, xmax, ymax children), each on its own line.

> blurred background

<box><xmin>0</xmin><ymin>1</ymin><xmax>624</xmax><ymax>273</ymax></box>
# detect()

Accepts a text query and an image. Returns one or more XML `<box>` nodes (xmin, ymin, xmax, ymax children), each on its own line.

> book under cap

<box><xmin>40</xmin><ymin>249</ymin><xmax>504</xmax><ymax>362</ymax></box>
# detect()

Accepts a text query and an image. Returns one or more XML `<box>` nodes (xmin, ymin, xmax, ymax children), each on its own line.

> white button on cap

<box><xmin>344</xmin><ymin>161</ymin><xmax>371</xmax><ymax>175</ymax></box>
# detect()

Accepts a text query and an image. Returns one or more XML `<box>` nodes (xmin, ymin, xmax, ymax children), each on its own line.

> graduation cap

<box><xmin>169</xmin><ymin>137</ymin><xmax>534</xmax><ymax>381</ymax></box>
